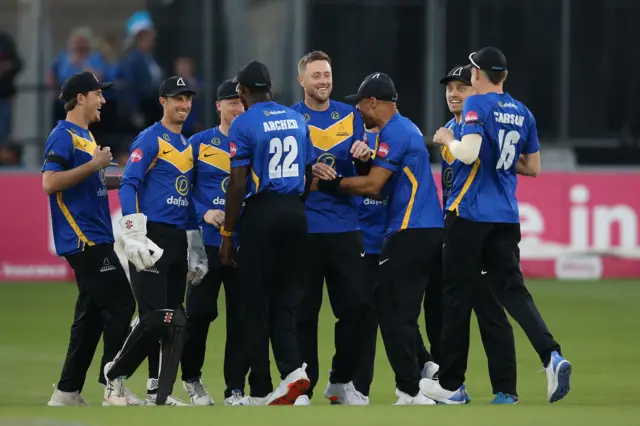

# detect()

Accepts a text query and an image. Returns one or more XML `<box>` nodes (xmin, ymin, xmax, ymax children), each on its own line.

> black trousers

<box><xmin>473</xmin><ymin>270</ymin><xmax>518</xmax><ymax>395</ymax></box>
<box><xmin>439</xmin><ymin>212</ymin><xmax>561</xmax><ymax>392</ymax></box>
<box><xmin>352</xmin><ymin>253</ymin><xmax>379</xmax><ymax>396</ymax></box>
<box><xmin>297</xmin><ymin>231</ymin><xmax>369</xmax><ymax>398</ymax></box>
<box><xmin>376</xmin><ymin>228</ymin><xmax>443</xmax><ymax>396</ymax></box>
<box><xmin>181</xmin><ymin>245</ymin><xmax>249</xmax><ymax>397</ymax></box>
<box><xmin>237</xmin><ymin>192</ymin><xmax>307</xmax><ymax>397</ymax></box>
<box><xmin>59</xmin><ymin>243</ymin><xmax>135</xmax><ymax>393</ymax></box>
<box><xmin>129</xmin><ymin>222</ymin><xmax>188</xmax><ymax>384</ymax></box>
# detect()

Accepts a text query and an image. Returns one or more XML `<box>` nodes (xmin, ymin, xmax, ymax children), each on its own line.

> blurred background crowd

<box><xmin>0</xmin><ymin>0</ymin><xmax>638</xmax><ymax>169</ymax></box>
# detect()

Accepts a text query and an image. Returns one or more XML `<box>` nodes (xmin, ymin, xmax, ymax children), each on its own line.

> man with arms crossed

<box><xmin>421</xmin><ymin>47</ymin><xmax>571</xmax><ymax>404</ymax></box>
<box><xmin>43</xmin><ymin>72</ymin><xmax>141</xmax><ymax>406</ymax></box>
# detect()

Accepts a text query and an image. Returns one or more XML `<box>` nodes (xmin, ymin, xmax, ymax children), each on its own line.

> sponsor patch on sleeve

<box><xmin>464</xmin><ymin>111</ymin><xmax>479</xmax><ymax>123</ymax></box>
<box><xmin>130</xmin><ymin>148</ymin><xmax>143</xmax><ymax>163</ymax></box>
<box><xmin>229</xmin><ymin>142</ymin><xmax>237</xmax><ymax>158</ymax></box>
<box><xmin>376</xmin><ymin>142</ymin><xmax>389</xmax><ymax>158</ymax></box>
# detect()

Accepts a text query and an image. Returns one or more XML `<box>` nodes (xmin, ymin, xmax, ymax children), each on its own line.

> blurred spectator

<box><xmin>48</xmin><ymin>27</ymin><xmax>104</xmax><ymax>123</ymax></box>
<box><xmin>120</xmin><ymin>11</ymin><xmax>163</xmax><ymax>134</ymax></box>
<box><xmin>0</xmin><ymin>144</ymin><xmax>22</xmax><ymax>166</ymax></box>
<box><xmin>173</xmin><ymin>56</ymin><xmax>201</xmax><ymax>137</ymax></box>
<box><xmin>90</xmin><ymin>33</ymin><xmax>125</xmax><ymax>151</ymax></box>
<box><xmin>0</xmin><ymin>31</ymin><xmax>23</xmax><ymax>145</ymax></box>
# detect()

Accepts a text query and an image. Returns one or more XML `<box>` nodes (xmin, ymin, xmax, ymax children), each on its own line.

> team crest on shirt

<box><xmin>377</xmin><ymin>142</ymin><xmax>389</xmax><ymax>158</ymax></box>
<box><xmin>229</xmin><ymin>142</ymin><xmax>237</xmax><ymax>158</ymax></box>
<box><xmin>162</xmin><ymin>133</ymin><xmax>171</xmax><ymax>142</ymax></box>
<box><xmin>331</xmin><ymin>111</ymin><xmax>340</xmax><ymax>120</ymax></box>
<box><xmin>317</xmin><ymin>152</ymin><xmax>336</xmax><ymax>169</ymax></box>
<box><xmin>130</xmin><ymin>148</ymin><xmax>143</xmax><ymax>163</ymax></box>
<box><xmin>303</xmin><ymin>113</ymin><xmax>310</xmax><ymax>122</ymax></box>
<box><xmin>464</xmin><ymin>111</ymin><xmax>478</xmax><ymax>123</ymax></box>
<box><xmin>212</xmin><ymin>137</ymin><xmax>221</xmax><ymax>146</ymax></box>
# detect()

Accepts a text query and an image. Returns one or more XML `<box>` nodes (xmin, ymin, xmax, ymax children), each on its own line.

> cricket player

<box><xmin>103</xmin><ymin>76</ymin><xmax>209</xmax><ymax>406</ymax></box>
<box><xmin>352</xmin><ymin>128</ymin><xmax>440</xmax><ymax>400</ymax></box>
<box><xmin>218</xmin><ymin>60</ymin><xmax>314</xmax><ymax>405</ymax></box>
<box><xmin>438</xmin><ymin>64</ymin><xmax>518</xmax><ymax>404</ymax></box>
<box><xmin>180</xmin><ymin>79</ymin><xmax>249</xmax><ymax>406</ymax></box>
<box><xmin>43</xmin><ymin>71</ymin><xmax>142</xmax><ymax>406</ymax></box>
<box><xmin>315</xmin><ymin>72</ymin><xmax>443</xmax><ymax>405</ymax></box>
<box><xmin>421</xmin><ymin>47</ymin><xmax>571</xmax><ymax>404</ymax></box>
<box><xmin>291</xmin><ymin>51</ymin><xmax>372</xmax><ymax>406</ymax></box>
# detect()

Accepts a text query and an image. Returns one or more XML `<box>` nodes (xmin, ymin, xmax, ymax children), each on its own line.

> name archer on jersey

<box><xmin>493</xmin><ymin>111</ymin><xmax>524</xmax><ymax>127</ymax></box>
<box><xmin>263</xmin><ymin>119</ymin><xmax>300</xmax><ymax>132</ymax></box>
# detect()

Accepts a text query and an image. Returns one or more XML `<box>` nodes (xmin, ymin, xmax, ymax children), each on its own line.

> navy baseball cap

<box><xmin>59</xmin><ymin>71</ymin><xmax>113</xmax><ymax>101</ymax></box>
<box><xmin>232</xmin><ymin>61</ymin><xmax>272</xmax><ymax>91</ymax></box>
<box><xmin>440</xmin><ymin>65</ymin><xmax>472</xmax><ymax>85</ymax></box>
<box><xmin>468</xmin><ymin>46</ymin><xmax>507</xmax><ymax>72</ymax></box>
<box><xmin>345</xmin><ymin>72</ymin><xmax>398</xmax><ymax>103</ymax></box>
<box><xmin>217</xmin><ymin>79</ymin><xmax>239</xmax><ymax>101</ymax></box>
<box><xmin>159</xmin><ymin>76</ymin><xmax>197</xmax><ymax>97</ymax></box>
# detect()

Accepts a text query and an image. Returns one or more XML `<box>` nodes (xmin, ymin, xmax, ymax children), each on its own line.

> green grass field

<box><xmin>0</xmin><ymin>280</ymin><xmax>639</xmax><ymax>425</ymax></box>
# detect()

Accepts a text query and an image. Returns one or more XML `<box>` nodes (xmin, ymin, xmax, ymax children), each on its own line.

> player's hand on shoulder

<box><xmin>203</xmin><ymin>209</ymin><xmax>225</xmax><ymax>229</ymax></box>
<box><xmin>433</xmin><ymin>127</ymin><xmax>455</xmax><ymax>146</ymax></box>
<box><xmin>312</xmin><ymin>163</ymin><xmax>337</xmax><ymax>180</ymax></box>
<box><xmin>350</xmin><ymin>140</ymin><xmax>371</xmax><ymax>161</ymax></box>
<box><xmin>91</xmin><ymin>145</ymin><xmax>113</xmax><ymax>170</ymax></box>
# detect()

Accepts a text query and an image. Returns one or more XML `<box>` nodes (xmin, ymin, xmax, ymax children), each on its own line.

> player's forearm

<box><xmin>106</xmin><ymin>175</ymin><xmax>122</xmax><ymax>190</ymax></box>
<box><xmin>118</xmin><ymin>183</ymin><xmax>139</xmax><ymax>216</ymax></box>
<box><xmin>222</xmin><ymin>180</ymin><xmax>244</xmax><ymax>234</ymax></box>
<box><xmin>446</xmin><ymin>134</ymin><xmax>482</xmax><ymax>165</ymax></box>
<box><xmin>42</xmin><ymin>162</ymin><xmax>100</xmax><ymax>195</ymax></box>
<box><xmin>338</xmin><ymin>176</ymin><xmax>381</xmax><ymax>197</ymax></box>
<box><xmin>517</xmin><ymin>153</ymin><xmax>540</xmax><ymax>177</ymax></box>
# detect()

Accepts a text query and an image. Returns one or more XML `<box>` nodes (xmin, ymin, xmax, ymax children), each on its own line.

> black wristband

<box><xmin>317</xmin><ymin>176</ymin><xmax>343</xmax><ymax>194</ymax></box>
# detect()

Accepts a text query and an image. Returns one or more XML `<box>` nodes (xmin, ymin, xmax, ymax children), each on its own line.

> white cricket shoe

<box><xmin>393</xmin><ymin>388</ymin><xmax>436</xmax><ymax>405</ymax></box>
<box><xmin>324</xmin><ymin>381</ymin><xmax>369</xmax><ymax>405</ymax></box>
<box><xmin>183</xmin><ymin>379</ymin><xmax>214</xmax><ymax>406</ymax></box>
<box><xmin>419</xmin><ymin>378</ymin><xmax>467</xmax><ymax>404</ymax></box>
<box><xmin>421</xmin><ymin>361</ymin><xmax>440</xmax><ymax>379</ymax></box>
<box><xmin>545</xmin><ymin>351</ymin><xmax>572</xmax><ymax>403</ymax></box>
<box><xmin>47</xmin><ymin>386</ymin><xmax>88</xmax><ymax>406</ymax></box>
<box><xmin>266</xmin><ymin>363</ymin><xmax>311</xmax><ymax>405</ymax></box>
<box><xmin>101</xmin><ymin>385</ymin><xmax>145</xmax><ymax>406</ymax></box>
<box><xmin>103</xmin><ymin>362</ymin><xmax>127</xmax><ymax>406</ymax></box>
<box><xmin>224</xmin><ymin>390</ymin><xmax>244</xmax><ymax>406</ymax></box>
<box><xmin>146</xmin><ymin>378</ymin><xmax>190</xmax><ymax>406</ymax></box>
<box><xmin>238</xmin><ymin>395</ymin><xmax>271</xmax><ymax>406</ymax></box>
<box><xmin>293</xmin><ymin>395</ymin><xmax>311</xmax><ymax>406</ymax></box>
<box><xmin>145</xmin><ymin>393</ymin><xmax>190</xmax><ymax>406</ymax></box>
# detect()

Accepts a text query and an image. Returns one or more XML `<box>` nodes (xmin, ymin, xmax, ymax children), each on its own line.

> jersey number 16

<box><xmin>496</xmin><ymin>129</ymin><xmax>520</xmax><ymax>170</ymax></box>
<box><xmin>269</xmin><ymin>136</ymin><xmax>299</xmax><ymax>179</ymax></box>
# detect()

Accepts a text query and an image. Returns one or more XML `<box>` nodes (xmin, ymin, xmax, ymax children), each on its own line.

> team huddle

<box><xmin>42</xmin><ymin>46</ymin><xmax>572</xmax><ymax>407</ymax></box>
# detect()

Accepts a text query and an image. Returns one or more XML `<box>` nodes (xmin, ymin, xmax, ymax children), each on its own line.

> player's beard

<box><xmin>174</xmin><ymin>109</ymin><xmax>189</xmax><ymax>125</ymax></box>
<box><xmin>308</xmin><ymin>86</ymin><xmax>331</xmax><ymax>104</ymax></box>
<box><xmin>361</xmin><ymin>112</ymin><xmax>376</xmax><ymax>130</ymax></box>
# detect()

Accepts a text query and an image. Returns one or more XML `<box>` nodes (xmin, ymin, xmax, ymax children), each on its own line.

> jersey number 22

<box><xmin>496</xmin><ymin>129</ymin><xmax>520</xmax><ymax>170</ymax></box>
<box><xmin>269</xmin><ymin>136</ymin><xmax>299</xmax><ymax>179</ymax></box>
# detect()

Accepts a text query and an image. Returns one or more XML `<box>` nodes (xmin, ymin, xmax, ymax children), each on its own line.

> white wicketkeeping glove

<box><xmin>187</xmin><ymin>228</ymin><xmax>208</xmax><ymax>285</ymax></box>
<box><xmin>119</xmin><ymin>213</ymin><xmax>164</xmax><ymax>272</ymax></box>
